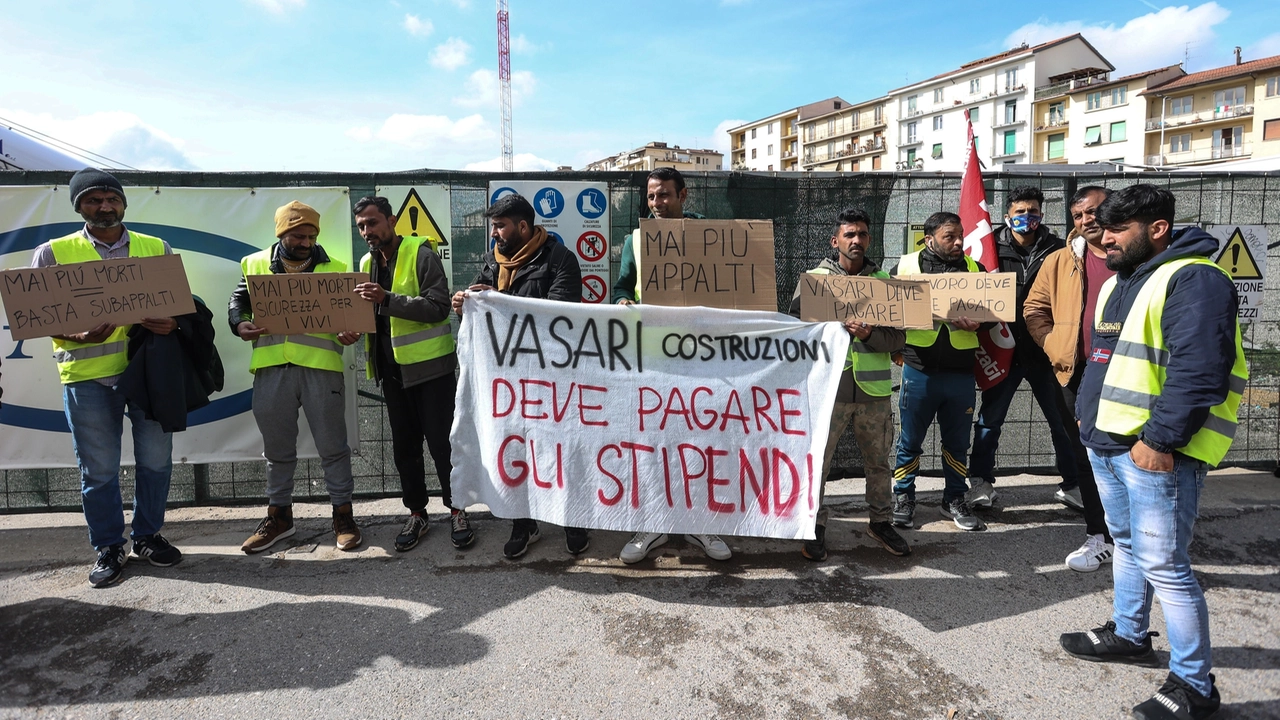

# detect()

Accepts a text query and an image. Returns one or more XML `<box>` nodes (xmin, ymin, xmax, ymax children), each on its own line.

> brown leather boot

<box><xmin>332</xmin><ymin>503</ymin><xmax>362</xmax><ymax>551</ymax></box>
<box><xmin>241</xmin><ymin>505</ymin><xmax>295</xmax><ymax>554</ymax></box>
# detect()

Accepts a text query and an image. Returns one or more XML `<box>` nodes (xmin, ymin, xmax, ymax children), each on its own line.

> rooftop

<box><xmin>1141</xmin><ymin>53</ymin><xmax>1280</xmax><ymax>94</ymax></box>
<box><xmin>888</xmin><ymin>33</ymin><xmax>1113</xmax><ymax>95</ymax></box>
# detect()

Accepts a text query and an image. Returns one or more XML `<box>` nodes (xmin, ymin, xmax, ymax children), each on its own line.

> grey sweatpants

<box><xmin>252</xmin><ymin>365</ymin><xmax>354</xmax><ymax>506</ymax></box>
<box><xmin>817</xmin><ymin>398</ymin><xmax>895</xmax><ymax>525</ymax></box>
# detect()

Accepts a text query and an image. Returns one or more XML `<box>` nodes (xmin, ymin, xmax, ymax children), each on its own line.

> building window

<box><xmin>1048</xmin><ymin>133</ymin><xmax>1065</xmax><ymax>160</ymax></box>
<box><xmin>1004</xmin><ymin>67</ymin><xmax>1018</xmax><ymax>90</ymax></box>
<box><xmin>1213</xmin><ymin>126</ymin><xmax>1244</xmax><ymax>156</ymax></box>
<box><xmin>874</xmin><ymin>106</ymin><xmax>883</xmax><ymax>124</ymax></box>
<box><xmin>827</xmin><ymin>141</ymin><xmax>835</xmax><ymax>157</ymax></box>
<box><xmin>1214</xmin><ymin>86</ymin><xmax>1246</xmax><ymax>110</ymax></box>
<box><xmin>973</xmin><ymin>136</ymin><xmax>979</xmax><ymax>153</ymax></box>
<box><xmin>751</xmin><ymin>148</ymin><xmax>757</xmax><ymax>159</ymax></box>
<box><xmin>934</xmin><ymin>88</ymin><xmax>944</xmax><ymax>103</ymax></box>
<box><xmin>1087</xmin><ymin>91</ymin><xmax>1101</xmax><ymax>110</ymax></box>
<box><xmin>933</xmin><ymin>115</ymin><xmax>943</xmax><ymax>131</ymax></box>
<box><xmin>907</xmin><ymin>95</ymin><xmax>918</xmax><ymax>113</ymax></box>
<box><xmin>1171</xmin><ymin>96</ymin><xmax>1193</xmax><ymax>115</ymax></box>
<box><xmin>1109</xmin><ymin>121</ymin><xmax>1127</xmax><ymax>143</ymax></box>
<box><xmin>1003</xmin><ymin>130</ymin><xmax>1017</xmax><ymax>155</ymax></box>
<box><xmin>751</xmin><ymin>128</ymin><xmax>757</xmax><ymax>139</ymax></box>
<box><xmin>1084</xmin><ymin>125</ymin><xmax>1102</xmax><ymax>145</ymax></box>
<box><xmin>906</xmin><ymin>148</ymin><xmax>917</xmax><ymax>164</ymax></box>
<box><xmin>970</xmin><ymin>78</ymin><xmax>981</xmax><ymax>94</ymax></box>
<box><xmin>1048</xmin><ymin>102</ymin><xmax>1065</xmax><ymax>125</ymax></box>
<box><xmin>805</xmin><ymin>124</ymin><xmax>815</xmax><ymax>141</ymax></box>
<box><xmin>1111</xmin><ymin>87</ymin><xmax>1127</xmax><ymax>106</ymax></box>
<box><xmin>1170</xmin><ymin>133</ymin><xmax>1191</xmax><ymax>153</ymax></box>
<box><xmin>767</xmin><ymin>144</ymin><xmax>774</xmax><ymax>156</ymax></box>
<box><xmin>768</xmin><ymin>164</ymin><xmax>773</xmax><ymax>171</ymax></box>
<box><xmin>1268</xmin><ymin>77</ymin><xmax>1280</xmax><ymax>97</ymax></box>
<box><xmin>906</xmin><ymin>121</ymin><xmax>918</xmax><ymax>143</ymax></box>
<box><xmin>1004</xmin><ymin>100</ymin><xmax>1017</xmax><ymax>124</ymax></box>
<box><xmin>768</xmin><ymin>122</ymin><xmax>774</xmax><ymax>135</ymax></box>
<box><xmin>827</xmin><ymin>118</ymin><xmax>835</xmax><ymax>135</ymax></box>
<box><xmin>968</xmin><ymin>106</ymin><xmax>979</xmax><ymax>123</ymax></box>
<box><xmin>1263</xmin><ymin>118</ymin><xmax>1280</xmax><ymax>141</ymax></box>
<box><xmin>932</xmin><ymin>143</ymin><xmax>943</xmax><ymax>159</ymax></box>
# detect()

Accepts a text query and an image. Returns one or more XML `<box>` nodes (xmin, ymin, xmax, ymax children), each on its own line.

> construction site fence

<box><xmin>2</xmin><ymin>168</ymin><xmax>1279</xmax><ymax>512</ymax></box>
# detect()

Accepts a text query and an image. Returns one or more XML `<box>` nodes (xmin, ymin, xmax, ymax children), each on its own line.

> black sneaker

<box><xmin>395</xmin><ymin>513</ymin><xmax>429</xmax><ymax>552</ymax></box>
<box><xmin>1060</xmin><ymin>620</ymin><xmax>1160</xmax><ymax>666</ymax></box>
<box><xmin>565</xmin><ymin>527</ymin><xmax>590</xmax><ymax>555</ymax></box>
<box><xmin>891</xmin><ymin>495</ymin><xmax>916</xmax><ymax>528</ymax></box>
<box><xmin>940</xmin><ymin>498</ymin><xmax>986</xmax><ymax>531</ymax></box>
<box><xmin>503</xmin><ymin>521</ymin><xmax>540</xmax><ymax>559</ymax></box>
<box><xmin>131</xmin><ymin>534</ymin><xmax>182</xmax><ymax>567</ymax></box>
<box><xmin>867</xmin><ymin>521</ymin><xmax>911</xmax><ymax>556</ymax></box>
<box><xmin>450</xmin><ymin>509</ymin><xmax>475</xmax><ymax>549</ymax></box>
<box><xmin>1132</xmin><ymin>672</ymin><xmax>1220</xmax><ymax>720</ymax></box>
<box><xmin>801</xmin><ymin>524</ymin><xmax>827</xmax><ymax>561</ymax></box>
<box><xmin>89</xmin><ymin>544</ymin><xmax>128</xmax><ymax>588</ymax></box>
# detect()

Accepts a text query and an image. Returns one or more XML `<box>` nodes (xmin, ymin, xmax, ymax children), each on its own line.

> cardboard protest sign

<box><xmin>1</xmin><ymin>254</ymin><xmax>195</xmax><ymax>340</ymax></box>
<box><xmin>246</xmin><ymin>272</ymin><xmax>374</xmax><ymax>334</ymax></box>
<box><xmin>898</xmin><ymin>271</ymin><xmax>1016</xmax><ymax>323</ymax></box>
<box><xmin>639</xmin><ymin>219</ymin><xmax>777</xmax><ymax>311</ymax></box>
<box><xmin>450</xmin><ymin>292</ymin><xmax>850</xmax><ymax>540</ymax></box>
<box><xmin>798</xmin><ymin>273</ymin><xmax>933</xmax><ymax>329</ymax></box>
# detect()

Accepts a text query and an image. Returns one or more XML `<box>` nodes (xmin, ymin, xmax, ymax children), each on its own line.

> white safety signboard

<box><xmin>1208</xmin><ymin>225</ymin><xmax>1268</xmax><ymax>324</ymax></box>
<box><xmin>375</xmin><ymin>185</ymin><xmax>453</xmax><ymax>290</ymax></box>
<box><xmin>487</xmin><ymin>181</ymin><xmax>611</xmax><ymax>303</ymax></box>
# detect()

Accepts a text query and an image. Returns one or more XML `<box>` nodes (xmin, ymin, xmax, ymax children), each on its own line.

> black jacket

<box><xmin>473</xmin><ymin>236</ymin><xmax>582</xmax><ymax>302</ymax></box>
<box><xmin>119</xmin><ymin>297</ymin><xmax>225</xmax><ymax>433</ymax></box>
<box><xmin>992</xmin><ymin>224</ymin><xmax>1065</xmax><ymax>365</ymax></box>
<box><xmin>227</xmin><ymin>243</ymin><xmax>335</xmax><ymax>336</ymax></box>
<box><xmin>891</xmin><ymin>246</ymin><xmax>989</xmax><ymax>373</ymax></box>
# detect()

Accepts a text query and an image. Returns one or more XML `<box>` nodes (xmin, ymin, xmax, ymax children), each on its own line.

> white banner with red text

<box><xmin>449</xmin><ymin>292</ymin><xmax>850</xmax><ymax>540</ymax></box>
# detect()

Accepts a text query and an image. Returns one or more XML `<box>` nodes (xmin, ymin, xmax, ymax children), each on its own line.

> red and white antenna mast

<box><xmin>496</xmin><ymin>0</ymin><xmax>513</xmax><ymax>171</ymax></box>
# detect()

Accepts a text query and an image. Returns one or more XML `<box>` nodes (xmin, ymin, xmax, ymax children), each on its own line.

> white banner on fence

<box><xmin>0</xmin><ymin>186</ymin><xmax>357</xmax><ymax>469</ymax></box>
<box><xmin>487</xmin><ymin>181</ymin><xmax>611</xmax><ymax>304</ymax></box>
<box><xmin>449</xmin><ymin>292</ymin><xmax>849</xmax><ymax>539</ymax></box>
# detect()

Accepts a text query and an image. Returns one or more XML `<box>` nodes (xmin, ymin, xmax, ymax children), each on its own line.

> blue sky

<box><xmin>3</xmin><ymin>0</ymin><xmax>1278</xmax><ymax>172</ymax></box>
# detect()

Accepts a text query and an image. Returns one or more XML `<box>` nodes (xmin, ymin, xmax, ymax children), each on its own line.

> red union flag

<box><xmin>961</xmin><ymin>112</ymin><xmax>1014</xmax><ymax>390</ymax></box>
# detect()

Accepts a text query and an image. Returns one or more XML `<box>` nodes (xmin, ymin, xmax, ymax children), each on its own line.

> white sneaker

<box><xmin>619</xmin><ymin>532</ymin><xmax>668</xmax><ymax>564</ymax></box>
<box><xmin>686</xmin><ymin>534</ymin><xmax>732</xmax><ymax>560</ymax></box>
<box><xmin>965</xmin><ymin>479</ymin><xmax>999</xmax><ymax>508</ymax></box>
<box><xmin>1055</xmin><ymin>487</ymin><xmax>1085</xmax><ymax>511</ymax></box>
<box><xmin>1066</xmin><ymin>534</ymin><xmax>1114</xmax><ymax>572</ymax></box>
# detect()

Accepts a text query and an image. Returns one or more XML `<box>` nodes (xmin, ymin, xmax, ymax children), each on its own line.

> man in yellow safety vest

<box><xmin>352</xmin><ymin>195</ymin><xmax>473</xmax><ymax>553</ymax></box>
<box><xmin>1060</xmin><ymin>184</ymin><xmax>1244</xmax><ymax>720</ymax></box>
<box><xmin>229</xmin><ymin>201</ymin><xmax>363</xmax><ymax>554</ymax></box>
<box><xmin>30</xmin><ymin>168</ymin><xmax>182</xmax><ymax>588</ymax></box>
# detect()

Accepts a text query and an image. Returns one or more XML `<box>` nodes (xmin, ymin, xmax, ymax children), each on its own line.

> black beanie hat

<box><xmin>69</xmin><ymin>168</ymin><xmax>126</xmax><ymax>211</ymax></box>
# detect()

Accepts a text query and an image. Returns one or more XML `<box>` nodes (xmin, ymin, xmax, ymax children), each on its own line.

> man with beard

<box><xmin>31</xmin><ymin>168</ymin><xmax>181</xmax><ymax>587</ymax></box>
<box><xmin>352</xmin><ymin>196</ymin><xmax>472</xmax><ymax>552</ymax></box>
<box><xmin>1060</xmin><ymin>184</ymin><xmax>1244</xmax><ymax>720</ymax></box>
<box><xmin>230</xmin><ymin>201</ymin><xmax>363</xmax><ymax>554</ymax></box>
<box><xmin>451</xmin><ymin>193</ymin><xmax>590</xmax><ymax>559</ymax></box>
<box><xmin>1023</xmin><ymin>186</ymin><xmax>1116</xmax><ymax>572</ymax></box>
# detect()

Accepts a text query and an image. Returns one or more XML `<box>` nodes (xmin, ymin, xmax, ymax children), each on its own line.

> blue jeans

<box><xmin>1089</xmin><ymin>447</ymin><xmax>1212</xmax><ymax>697</ymax></box>
<box><xmin>893</xmin><ymin>366</ymin><xmax>974</xmax><ymax>503</ymax></box>
<box><xmin>971</xmin><ymin>361</ymin><xmax>1077</xmax><ymax>488</ymax></box>
<box><xmin>64</xmin><ymin>380</ymin><xmax>174</xmax><ymax>550</ymax></box>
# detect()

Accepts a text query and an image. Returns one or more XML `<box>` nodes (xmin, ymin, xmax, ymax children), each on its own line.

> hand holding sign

<box><xmin>246</xmin><ymin>272</ymin><xmax>374</xmax><ymax>334</ymax></box>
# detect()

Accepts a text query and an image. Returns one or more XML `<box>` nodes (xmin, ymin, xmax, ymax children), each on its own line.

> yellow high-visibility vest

<box><xmin>807</xmin><ymin>265</ymin><xmax>893</xmax><ymax>397</ymax></box>
<box><xmin>241</xmin><ymin>248</ymin><xmax>346</xmax><ymax>373</ymax></box>
<box><xmin>896</xmin><ymin>250</ymin><xmax>980</xmax><ymax>350</ymax></box>
<box><xmin>49</xmin><ymin>231</ymin><xmax>167</xmax><ymax>384</ymax></box>
<box><xmin>360</xmin><ymin>237</ymin><xmax>455</xmax><ymax>379</ymax></box>
<box><xmin>1094</xmin><ymin>257</ymin><xmax>1247</xmax><ymax>467</ymax></box>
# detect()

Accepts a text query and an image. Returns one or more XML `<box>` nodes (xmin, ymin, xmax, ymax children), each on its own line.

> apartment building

<box><xmin>1031</xmin><ymin>65</ymin><xmax>1185</xmax><ymax>165</ymax></box>
<box><xmin>886</xmin><ymin>34</ymin><xmax>1113</xmax><ymax>171</ymax></box>
<box><xmin>583</xmin><ymin>141</ymin><xmax>722</xmax><ymax>172</ymax></box>
<box><xmin>728</xmin><ymin>108</ymin><xmax>801</xmax><ymax>171</ymax></box>
<box><xmin>799</xmin><ymin>96</ymin><xmax>889</xmax><ymax>171</ymax></box>
<box><xmin>1142</xmin><ymin>52</ymin><xmax>1280</xmax><ymax>167</ymax></box>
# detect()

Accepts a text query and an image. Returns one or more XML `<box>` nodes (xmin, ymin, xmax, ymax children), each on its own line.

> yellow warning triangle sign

<box><xmin>1215</xmin><ymin>228</ymin><xmax>1262</xmax><ymax>279</ymax></box>
<box><xmin>394</xmin><ymin>188</ymin><xmax>448</xmax><ymax>250</ymax></box>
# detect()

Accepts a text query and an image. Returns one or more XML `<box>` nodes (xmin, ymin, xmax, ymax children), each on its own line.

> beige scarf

<box><xmin>493</xmin><ymin>226</ymin><xmax>548</xmax><ymax>291</ymax></box>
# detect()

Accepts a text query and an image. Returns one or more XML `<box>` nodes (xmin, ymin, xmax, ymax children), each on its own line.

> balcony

<box><xmin>903</xmin><ymin>109</ymin><xmax>923</xmax><ymax>118</ymax></box>
<box><xmin>992</xmin><ymin>147</ymin><xmax>1025</xmax><ymax>161</ymax></box>
<box><xmin>1084</xmin><ymin>95</ymin><xmax>1128</xmax><ymax>112</ymax></box>
<box><xmin>800</xmin><ymin>139</ymin><xmax>886</xmax><ymax>165</ymax></box>
<box><xmin>782</xmin><ymin>150</ymin><xmax>796</xmax><ymax>159</ymax></box>
<box><xmin>1034</xmin><ymin>72</ymin><xmax>1110</xmax><ymax>100</ymax></box>
<box><xmin>1145</xmin><ymin>143</ymin><xmax>1252</xmax><ymax>166</ymax></box>
<box><xmin>1034</xmin><ymin>118</ymin><xmax>1068</xmax><ymax>132</ymax></box>
<box><xmin>1145</xmin><ymin>105</ymin><xmax>1254</xmax><ymax>131</ymax></box>
<box><xmin>991</xmin><ymin>118</ymin><xmax>1026</xmax><ymax>131</ymax></box>
<box><xmin>899</xmin><ymin>136</ymin><xmax>922</xmax><ymax>148</ymax></box>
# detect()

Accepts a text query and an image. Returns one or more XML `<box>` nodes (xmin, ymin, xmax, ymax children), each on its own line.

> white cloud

<box><xmin>347</xmin><ymin>113</ymin><xmax>495</xmax><ymax>153</ymax></box>
<box><xmin>0</xmin><ymin>109</ymin><xmax>196</xmax><ymax>170</ymax></box>
<box><xmin>464</xmin><ymin>153</ymin><xmax>560</xmax><ymax>172</ymax></box>
<box><xmin>403</xmin><ymin>14</ymin><xmax>433</xmax><ymax>37</ymax></box>
<box><xmin>444</xmin><ymin>0</ymin><xmax>471</xmax><ymax>7</ymax></box>
<box><xmin>453</xmin><ymin>68</ymin><xmax>537</xmax><ymax>108</ymax></box>
<box><xmin>244</xmin><ymin>0</ymin><xmax>305</xmax><ymax>15</ymax></box>
<box><xmin>1246</xmin><ymin>32</ymin><xmax>1280</xmax><ymax>61</ymax></box>
<box><xmin>510</xmin><ymin>34</ymin><xmax>543</xmax><ymax>54</ymax></box>
<box><xmin>430</xmin><ymin>37</ymin><xmax>472</xmax><ymax>71</ymax></box>
<box><xmin>712</xmin><ymin>119</ymin><xmax>746</xmax><ymax>157</ymax></box>
<box><xmin>1002</xmin><ymin>3</ymin><xmax>1230</xmax><ymax>74</ymax></box>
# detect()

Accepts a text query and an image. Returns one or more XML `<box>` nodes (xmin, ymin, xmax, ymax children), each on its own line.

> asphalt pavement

<box><xmin>1</xmin><ymin>470</ymin><xmax>1277</xmax><ymax>719</ymax></box>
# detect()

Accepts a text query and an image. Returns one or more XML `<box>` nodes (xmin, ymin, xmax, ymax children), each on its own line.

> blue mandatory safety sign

<box><xmin>533</xmin><ymin>187</ymin><xmax>565</xmax><ymax>219</ymax></box>
<box><xmin>576</xmin><ymin>188</ymin><xmax>607</xmax><ymax>219</ymax></box>
<box><xmin>547</xmin><ymin>231</ymin><xmax>564</xmax><ymax>245</ymax></box>
<box><xmin>490</xmin><ymin>186</ymin><xmax>517</xmax><ymax>205</ymax></box>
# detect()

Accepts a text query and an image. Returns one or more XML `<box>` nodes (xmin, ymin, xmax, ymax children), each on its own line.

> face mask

<box><xmin>1007</xmin><ymin>214</ymin><xmax>1042</xmax><ymax>234</ymax></box>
